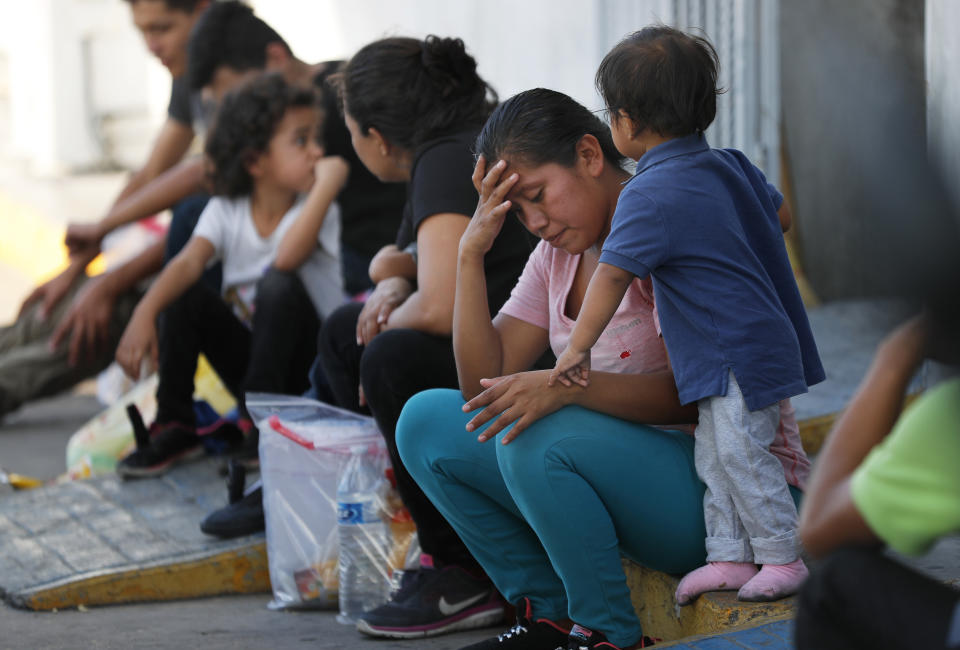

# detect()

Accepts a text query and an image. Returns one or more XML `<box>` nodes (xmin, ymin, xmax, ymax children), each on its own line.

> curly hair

<box><xmin>333</xmin><ymin>35</ymin><xmax>497</xmax><ymax>153</ymax></box>
<box><xmin>187</xmin><ymin>0</ymin><xmax>289</xmax><ymax>92</ymax></box>
<box><xmin>596</xmin><ymin>25</ymin><xmax>722</xmax><ymax>138</ymax></box>
<box><xmin>204</xmin><ymin>73</ymin><xmax>317</xmax><ymax>197</ymax></box>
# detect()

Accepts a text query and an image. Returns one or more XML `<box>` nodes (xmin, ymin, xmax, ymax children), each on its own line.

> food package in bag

<box><xmin>247</xmin><ymin>393</ymin><xmax>417</xmax><ymax>611</ymax></box>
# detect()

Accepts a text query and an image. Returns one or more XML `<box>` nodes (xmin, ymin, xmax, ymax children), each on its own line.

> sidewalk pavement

<box><xmin>0</xmin><ymin>393</ymin><xmax>498</xmax><ymax>649</ymax></box>
<box><xmin>2</xmin><ymin>297</ymin><xmax>958</xmax><ymax>648</ymax></box>
<box><xmin>791</xmin><ymin>298</ymin><xmax>922</xmax><ymax>423</ymax></box>
<box><xmin>658</xmin><ymin>619</ymin><xmax>793</xmax><ymax>649</ymax></box>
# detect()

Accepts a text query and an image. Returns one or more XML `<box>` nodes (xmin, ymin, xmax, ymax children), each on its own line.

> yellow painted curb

<box><xmin>1</xmin><ymin>408</ymin><xmax>904</xmax><ymax>616</ymax></box>
<box><xmin>624</xmin><ymin>560</ymin><xmax>796</xmax><ymax>642</ymax></box>
<box><xmin>623</xmin><ymin>401</ymin><xmax>924</xmax><ymax>641</ymax></box>
<box><xmin>796</xmin><ymin>392</ymin><xmax>921</xmax><ymax>456</ymax></box>
<box><xmin>651</xmin><ymin>613</ymin><xmax>795</xmax><ymax>647</ymax></box>
<box><xmin>797</xmin><ymin>411</ymin><xmax>838</xmax><ymax>455</ymax></box>
<box><xmin>12</xmin><ymin>542</ymin><xmax>270</xmax><ymax>611</ymax></box>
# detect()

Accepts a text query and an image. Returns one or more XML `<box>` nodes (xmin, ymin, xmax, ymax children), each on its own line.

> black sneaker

<box><xmin>196</xmin><ymin>417</ymin><xmax>248</xmax><ymax>456</ymax></box>
<box><xmin>200</xmin><ymin>485</ymin><xmax>264</xmax><ymax>538</ymax></box>
<box><xmin>356</xmin><ymin>564</ymin><xmax>505</xmax><ymax>638</ymax></box>
<box><xmin>460</xmin><ymin>598</ymin><xmax>569</xmax><ymax>649</ymax></box>
<box><xmin>561</xmin><ymin>624</ymin><xmax>658</xmax><ymax>649</ymax></box>
<box><xmin>116</xmin><ymin>419</ymin><xmax>202</xmax><ymax>479</ymax></box>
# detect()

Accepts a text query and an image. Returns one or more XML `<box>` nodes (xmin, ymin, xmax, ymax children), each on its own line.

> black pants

<box><xmin>340</xmin><ymin>244</ymin><xmax>375</xmax><ymax>297</ymax></box>
<box><xmin>156</xmin><ymin>268</ymin><xmax>318</xmax><ymax>425</ymax></box>
<box><xmin>164</xmin><ymin>193</ymin><xmax>222</xmax><ymax>292</ymax></box>
<box><xmin>317</xmin><ymin>302</ymin><xmax>476</xmax><ymax>567</ymax></box>
<box><xmin>796</xmin><ymin>547</ymin><xmax>960</xmax><ymax>650</ymax></box>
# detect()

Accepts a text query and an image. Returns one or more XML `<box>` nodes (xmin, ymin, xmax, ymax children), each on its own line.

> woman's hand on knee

<box><xmin>356</xmin><ymin>277</ymin><xmax>413</xmax><ymax>345</ymax></box>
<box><xmin>462</xmin><ymin>370</ymin><xmax>574</xmax><ymax>444</ymax></box>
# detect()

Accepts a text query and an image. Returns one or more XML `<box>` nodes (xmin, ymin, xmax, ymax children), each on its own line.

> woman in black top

<box><xmin>312</xmin><ymin>61</ymin><xmax>407</xmax><ymax>295</ymax></box>
<box><xmin>318</xmin><ymin>35</ymin><xmax>534</xmax><ymax>639</ymax></box>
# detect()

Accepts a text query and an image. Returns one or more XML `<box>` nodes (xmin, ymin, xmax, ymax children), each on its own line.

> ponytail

<box><xmin>336</xmin><ymin>36</ymin><xmax>497</xmax><ymax>152</ymax></box>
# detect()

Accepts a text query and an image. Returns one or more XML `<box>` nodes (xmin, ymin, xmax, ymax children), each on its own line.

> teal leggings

<box><xmin>397</xmin><ymin>388</ymin><xmax>799</xmax><ymax>646</ymax></box>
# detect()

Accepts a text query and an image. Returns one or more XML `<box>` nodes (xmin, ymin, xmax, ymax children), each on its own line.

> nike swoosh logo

<box><xmin>437</xmin><ymin>592</ymin><xmax>487</xmax><ymax>616</ymax></box>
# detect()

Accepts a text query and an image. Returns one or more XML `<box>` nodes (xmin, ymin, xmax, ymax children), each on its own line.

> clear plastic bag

<box><xmin>246</xmin><ymin>393</ymin><xmax>418</xmax><ymax>611</ymax></box>
<box><xmin>66</xmin><ymin>372</ymin><xmax>158</xmax><ymax>479</ymax></box>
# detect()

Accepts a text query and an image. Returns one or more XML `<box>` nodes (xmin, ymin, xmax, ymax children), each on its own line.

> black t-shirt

<box><xmin>168</xmin><ymin>75</ymin><xmax>211</xmax><ymax>133</ymax></box>
<box><xmin>398</xmin><ymin>129</ymin><xmax>537</xmax><ymax>314</ymax></box>
<box><xmin>167</xmin><ymin>76</ymin><xmax>193</xmax><ymax>126</ymax></box>
<box><xmin>313</xmin><ymin>63</ymin><xmax>406</xmax><ymax>257</ymax></box>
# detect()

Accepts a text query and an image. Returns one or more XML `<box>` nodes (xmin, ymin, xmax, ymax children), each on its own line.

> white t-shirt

<box><xmin>191</xmin><ymin>195</ymin><xmax>343</xmax><ymax>323</ymax></box>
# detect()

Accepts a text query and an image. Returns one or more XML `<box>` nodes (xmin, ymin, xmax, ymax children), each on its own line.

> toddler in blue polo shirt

<box><xmin>550</xmin><ymin>26</ymin><xmax>825</xmax><ymax>603</ymax></box>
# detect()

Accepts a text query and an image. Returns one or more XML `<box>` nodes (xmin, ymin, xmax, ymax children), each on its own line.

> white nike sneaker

<box><xmin>356</xmin><ymin>565</ymin><xmax>505</xmax><ymax>639</ymax></box>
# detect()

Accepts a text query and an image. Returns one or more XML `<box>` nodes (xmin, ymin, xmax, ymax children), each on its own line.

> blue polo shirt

<box><xmin>599</xmin><ymin>134</ymin><xmax>824</xmax><ymax>410</ymax></box>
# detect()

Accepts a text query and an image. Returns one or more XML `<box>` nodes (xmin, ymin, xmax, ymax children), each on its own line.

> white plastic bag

<box><xmin>247</xmin><ymin>393</ymin><xmax>418</xmax><ymax>611</ymax></box>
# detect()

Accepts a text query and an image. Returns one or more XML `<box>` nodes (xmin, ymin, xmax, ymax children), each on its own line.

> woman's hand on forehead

<box><xmin>459</xmin><ymin>156</ymin><xmax>520</xmax><ymax>259</ymax></box>
<box><xmin>470</xmin><ymin>154</ymin><xmax>491</xmax><ymax>193</ymax></box>
<box><xmin>471</xmin><ymin>155</ymin><xmax>518</xmax><ymax>193</ymax></box>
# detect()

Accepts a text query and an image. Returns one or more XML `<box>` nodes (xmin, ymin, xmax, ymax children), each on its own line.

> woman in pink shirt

<box><xmin>395</xmin><ymin>89</ymin><xmax>809</xmax><ymax>650</ymax></box>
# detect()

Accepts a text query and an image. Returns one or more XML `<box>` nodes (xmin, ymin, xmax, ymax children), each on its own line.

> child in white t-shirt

<box><xmin>115</xmin><ymin>73</ymin><xmax>347</xmax><ymax>478</ymax></box>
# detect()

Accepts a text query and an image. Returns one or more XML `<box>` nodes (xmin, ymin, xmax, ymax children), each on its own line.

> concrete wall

<box><xmin>781</xmin><ymin>0</ymin><xmax>926</xmax><ymax>300</ymax></box>
<box><xmin>4</xmin><ymin>0</ymin><xmax>625</xmax><ymax>173</ymax></box>
<box><xmin>255</xmin><ymin>0</ymin><xmax>613</xmax><ymax>117</ymax></box>
<box><xmin>256</xmin><ymin>0</ymin><xmax>781</xmax><ymax>178</ymax></box>
<box><xmin>0</xmin><ymin>0</ymin><xmax>166</xmax><ymax>174</ymax></box>
<box><xmin>1</xmin><ymin>1</ymin><xmax>779</xmax><ymax>176</ymax></box>
<box><xmin>926</xmin><ymin>0</ymin><xmax>960</xmax><ymax>211</ymax></box>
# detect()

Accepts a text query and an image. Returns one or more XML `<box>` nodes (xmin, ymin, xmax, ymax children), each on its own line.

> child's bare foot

<box><xmin>737</xmin><ymin>558</ymin><xmax>808</xmax><ymax>602</ymax></box>
<box><xmin>675</xmin><ymin>561</ymin><xmax>758</xmax><ymax>605</ymax></box>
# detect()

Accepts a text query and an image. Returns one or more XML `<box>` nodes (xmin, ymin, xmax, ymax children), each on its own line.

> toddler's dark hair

<box><xmin>476</xmin><ymin>88</ymin><xmax>625</xmax><ymax>169</ymax></box>
<box><xmin>187</xmin><ymin>0</ymin><xmax>289</xmax><ymax>92</ymax></box>
<box><xmin>596</xmin><ymin>25</ymin><xmax>721</xmax><ymax>137</ymax></box>
<box><xmin>204</xmin><ymin>73</ymin><xmax>317</xmax><ymax>197</ymax></box>
<box><xmin>333</xmin><ymin>35</ymin><xmax>497</xmax><ymax>152</ymax></box>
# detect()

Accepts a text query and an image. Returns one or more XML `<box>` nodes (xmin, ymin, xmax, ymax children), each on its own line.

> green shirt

<box><xmin>851</xmin><ymin>377</ymin><xmax>960</xmax><ymax>556</ymax></box>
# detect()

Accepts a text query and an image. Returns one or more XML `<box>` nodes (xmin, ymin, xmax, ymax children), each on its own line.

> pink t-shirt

<box><xmin>498</xmin><ymin>240</ymin><xmax>810</xmax><ymax>490</ymax></box>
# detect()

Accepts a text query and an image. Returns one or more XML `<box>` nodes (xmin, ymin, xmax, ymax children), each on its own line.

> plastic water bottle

<box><xmin>336</xmin><ymin>444</ymin><xmax>390</xmax><ymax>623</ymax></box>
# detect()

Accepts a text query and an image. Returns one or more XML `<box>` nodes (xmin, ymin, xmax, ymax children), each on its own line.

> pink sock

<box><xmin>737</xmin><ymin>558</ymin><xmax>808</xmax><ymax>602</ymax></box>
<box><xmin>675</xmin><ymin>561</ymin><xmax>759</xmax><ymax>605</ymax></box>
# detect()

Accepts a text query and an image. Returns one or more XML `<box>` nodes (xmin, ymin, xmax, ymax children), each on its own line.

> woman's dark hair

<box><xmin>204</xmin><ymin>72</ymin><xmax>316</xmax><ymax>197</ymax></box>
<box><xmin>124</xmin><ymin>0</ymin><xmax>204</xmax><ymax>10</ymax></box>
<box><xmin>187</xmin><ymin>1</ymin><xmax>290</xmax><ymax>91</ymax></box>
<box><xmin>596</xmin><ymin>25</ymin><xmax>722</xmax><ymax>137</ymax></box>
<box><xmin>475</xmin><ymin>88</ymin><xmax>625</xmax><ymax>169</ymax></box>
<box><xmin>335</xmin><ymin>35</ymin><xmax>497</xmax><ymax>152</ymax></box>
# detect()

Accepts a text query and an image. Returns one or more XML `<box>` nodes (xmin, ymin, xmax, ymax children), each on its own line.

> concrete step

<box><xmin>655</xmin><ymin>618</ymin><xmax>793</xmax><ymax>648</ymax></box>
<box><xmin>0</xmin><ymin>459</ymin><xmax>269</xmax><ymax>610</ymax></box>
<box><xmin>0</xmin><ymin>297</ymin><xmax>926</xmax><ymax>646</ymax></box>
<box><xmin>619</xmin><ymin>299</ymin><xmax>916</xmax><ymax>643</ymax></box>
<box><xmin>623</xmin><ymin>561</ymin><xmax>795</xmax><ymax>643</ymax></box>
